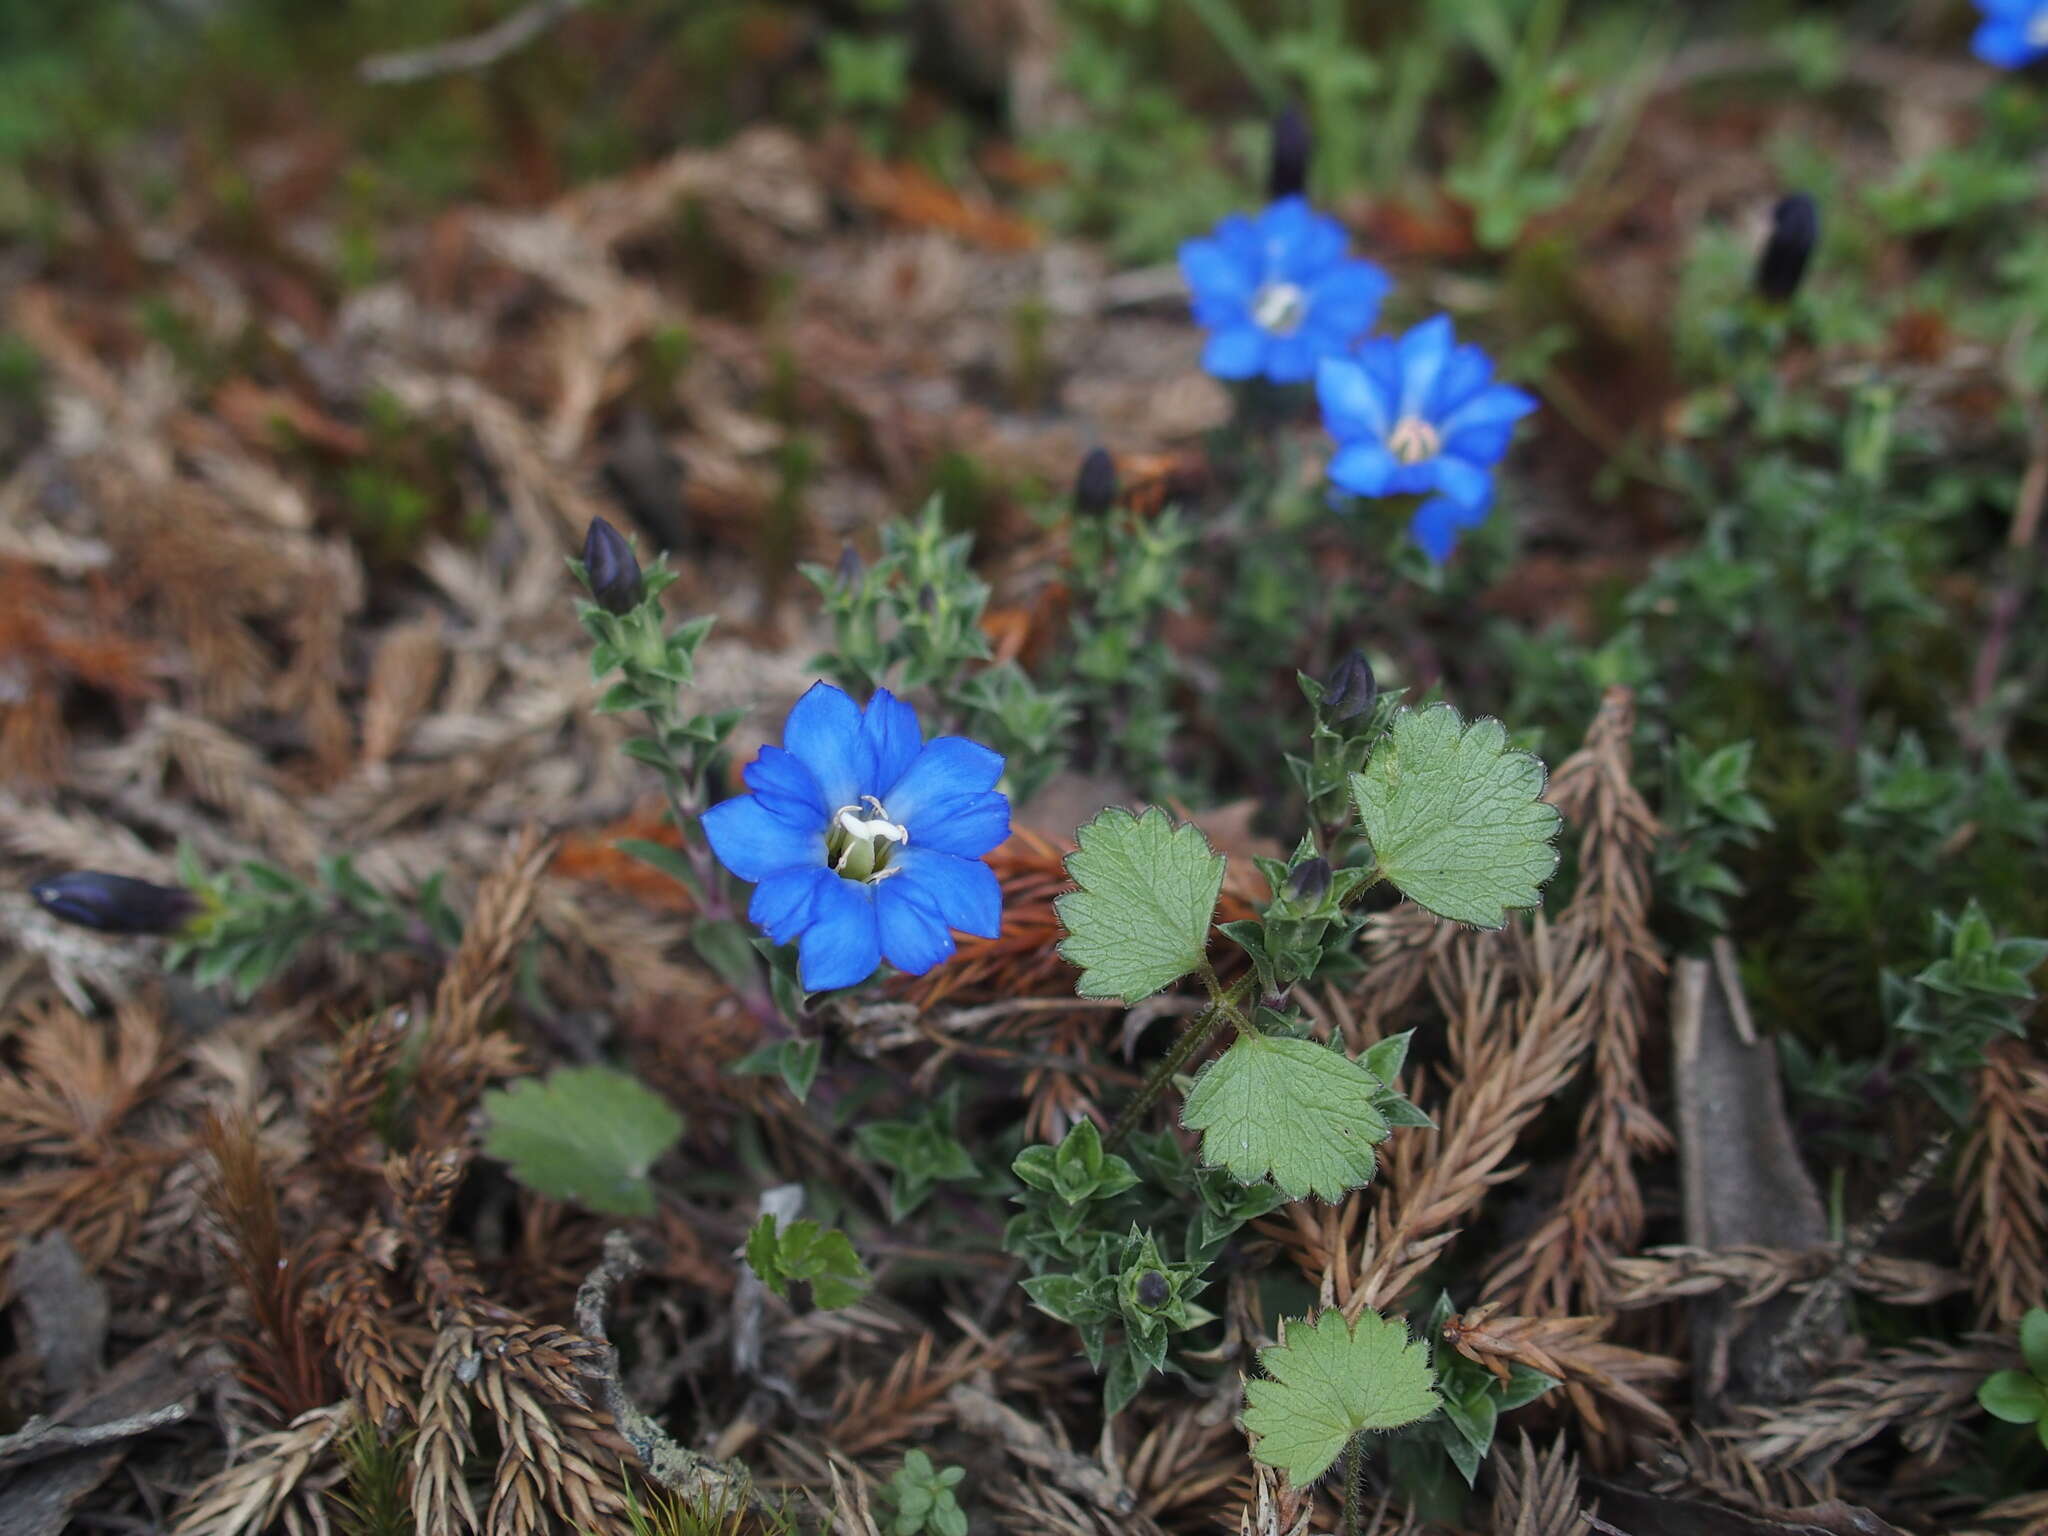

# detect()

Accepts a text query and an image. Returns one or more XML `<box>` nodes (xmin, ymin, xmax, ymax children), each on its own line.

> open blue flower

<box><xmin>1972</xmin><ymin>0</ymin><xmax>2048</xmax><ymax>67</ymax></box>
<box><xmin>702</xmin><ymin>682</ymin><xmax>1007</xmax><ymax>992</ymax></box>
<box><xmin>1316</xmin><ymin>315</ymin><xmax>1538</xmax><ymax>563</ymax></box>
<box><xmin>1179</xmin><ymin>197</ymin><xmax>1390</xmax><ymax>385</ymax></box>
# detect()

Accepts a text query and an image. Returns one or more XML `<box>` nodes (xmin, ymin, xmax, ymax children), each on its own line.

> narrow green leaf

<box><xmin>1350</xmin><ymin>704</ymin><xmax>1561</xmax><ymax>929</ymax></box>
<box><xmin>1242</xmin><ymin>1308</ymin><xmax>1440</xmax><ymax>1484</ymax></box>
<box><xmin>1055</xmin><ymin>807</ymin><xmax>1226</xmax><ymax>1004</ymax></box>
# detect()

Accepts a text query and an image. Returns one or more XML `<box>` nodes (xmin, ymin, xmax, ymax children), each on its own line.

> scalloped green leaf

<box><xmin>1055</xmin><ymin>807</ymin><xmax>1226</xmax><ymax>1004</ymax></box>
<box><xmin>1243</xmin><ymin>1308</ymin><xmax>1440</xmax><ymax>1484</ymax></box>
<box><xmin>1181</xmin><ymin>1033</ymin><xmax>1389</xmax><ymax>1201</ymax></box>
<box><xmin>481</xmin><ymin>1066</ymin><xmax>682</xmax><ymax>1217</ymax></box>
<box><xmin>1350</xmin><ymin>703</ymin><xmax>1560</xmax><ymax>929</ymax></box>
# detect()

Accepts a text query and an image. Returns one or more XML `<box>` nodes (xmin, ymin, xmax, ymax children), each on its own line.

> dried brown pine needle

<box><xmin>1955</xmin><ymin>1037</ymin><xmax>2048</xmax><ymax>1331</ymax></box>
<box><xmin>1492</xmin><ymin>1432</ymin><xmax>1587</xmax><ymax>1536</ymax></box>
<box><xmin>1728</xmin><ymin>1335</ymin><xmax>2019</xmax><ymax>1471</ymax></box>
<box><xmin>1486</xmin><ymin>686</ymin><xmax>1671</xmax><ymax>1315</ymax></box>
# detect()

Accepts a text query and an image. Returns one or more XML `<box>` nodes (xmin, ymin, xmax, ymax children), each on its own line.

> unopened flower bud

<box><xmin>1755</xmin><ymin>193</ymin><xmax>1818</xmax><ymax>304</ymax></box>
<box><xmin>1321</xmin><ymin>650</ymin><xmax>1377</xmax><ymax>723</ymax></box>
<box><xmin>836</xmin><ymin>544</ymin><xmax>863</xmax><ymax>587</ymax></box>
<box><xmin>1267</xmin><ymin>106</ymin><xmax>1311</xmax><ymax>202</ymax></box>
<box><xmin>1135</xmin><ymin>1270</ymin><xmax>1170</xmax><ymax>1309</ymax></box>
<box><xmin>917</xmin><ymin>584</ymin><xmax>937</xmax><ymax>616</ymax></box>
<box><xmin>1288</xmin><ymin>857</ymin><xmax>1332</xmax><ymax>904</ymax></box>
<box><xmin>581</xmin><ymin>517</ymin><xmax>644</xmax><ymax>615</ymax></box>
<box><xmin>1074</xmin><ymin>447</ymin><xmax>1118</xmax><ymax>517</ymax></box>
<box><xmin>32</xmin><ymin>871</ymin><xmax>197</xmax><ymax>935</ymax></box>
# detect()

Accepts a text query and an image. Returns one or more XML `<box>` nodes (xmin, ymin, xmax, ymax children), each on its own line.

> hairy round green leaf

<box><xmin>1243</xmin><ymin>1308</ymin><xmax>1440</xmax><ymax>1484</ymax></box>
<box><xmin>1351</xmin><ymin>704</ymin><xmax>1560</xmax><ymax>929</ymax></box>
<box><xmin>1055</xmin><ymin>806</ymin><xmax>1226</xmax><ymax>1004</ymax></box>
<box><xmin>1181</xmin><ymin>1033</ymin><xmax>1389</xmax><ymax>1201</ymax></box>
<box><xmin>481</xmin><ymin>1066</ymin><xmax>682</xmax><ymax>1217</ymax></box>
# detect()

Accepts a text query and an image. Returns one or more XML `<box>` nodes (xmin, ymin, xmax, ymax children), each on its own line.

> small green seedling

<box><xmin>878</xmin><ymin>1449</ymin><xmax>967</xmax><ymax>1536</ymax></box>
<box><xmin>1979</xmin><ymin>1307</ymin><xmax>2048</xmax><ymax>1452</ymax></box>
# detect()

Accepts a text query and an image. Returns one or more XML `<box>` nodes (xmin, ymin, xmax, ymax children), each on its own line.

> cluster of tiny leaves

<box><xmin>744</xmin><ymin>1215</ymin><xmax>871</xmax><ymax>1310</ymax></box>
<box><xmin>168</xmin><ymin>847</ymin><xmax>461</xmax><ymax>1001</ymax></box>
<box><xmin>877</xmin><ymin>1450</ymin><xmax>968</xmax><ymax>1536</ymax></box>
<box><xmin>1979</xmin><ymin>1308</ymin><xmax>2048</xmax><ymax>1453</ymax></box>
<box><xmin>480</xmin><ymin>1066</ymin><xmax>684</xmax><ymax>1217</ymax></box>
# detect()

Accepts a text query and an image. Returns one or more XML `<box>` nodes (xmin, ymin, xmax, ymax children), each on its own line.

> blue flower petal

<box><xmin>702</xmin><ymin>795</ymin><xmax>823</xmax><ymax>883</ymax></box>
<box><xmin>798</xmin><ymin>878</ymin><xmax>881</xmax><ymax>990</ymax></box>
<box><xmin>1410</xmin><ymin>497</ymin><xmax>1467</xmax><ymax>563</ymax></box>
<box><xmin>1443</xmin><ymin>423</ymin><xmax>1517</xmax><ymax>466</ymax></box>
<box><xmin>742</xmin><ymin>745</ymin><xmax>827</xmax><ymax>829</ymax></box>
<box><xmin>751</xmin><ymin>865</ymin><xmax>830</xmax><ymax>944</ymax></box>
<box><xmin>905</xmin><ymin>790</ymin><xmax>1010</xmax><ymax>858</ymax></box>
<box><xmin>1202</xmin><ymin>326</ymin><xmax>1268</xmax><ymax>379</ymax></box>
<box><xmin>782</xmin><ymin>681</ymin><xmax>863</xmax><ymax>809</ymax></box>
<box><xmin>1433</xmin><ymin>454</ymin><xmax>1496</xmax><ymax>512</ymax></box>
<box><xmin>1307</xmin><ymin>262</ymin><xmax>1391</xmax><ymax>336</ymax></box>
<box><xmin>885</xmin><ymin>736</ymin><xmax>1004</xmax><ymax>819</ymax></box>
<box><xmin>876</xmin><ymin>878</ymin><xmax>955</xmax><ymax>974</ymax></box>
<box><xmin>1441</xmin><ymin>382</ymin><xmax>1539</xmax><ymax>437</ymax></box>
<box><xmin>1429</xmin><ymin>344</ymin><xmax>1496</xmax><ymax>417</ymax></box>
<box><xmin>1329</xmin><ymin>441</ymin><xmax>1400</xmax><ymax>498</ymax></box>
<box><xmin>1263</xmin><ymin>199</ymin><xmax>1347</xmax><ymax>280</ymax></box>
<box><xmin>1974</xmin><ymin>16</ymin><xmax>2046</xmax><ymax>66</ymax></box>
<box><xmin>894</xmin><ymin>848</ymin><xmax>1002</xmax><ymax>939</ymax></box>
<box><xmin>1396</xmin><ymin>316</ymin><xmax>1457</xmax><ymax>418</ymax></box>
<box><xmin>1180</xmin><ymin>237</ymin><xmax>1254</xmax><ymax>304</ymax></box>
<box><xmin>859</xmin><ymin>688</ymin><xmax>923</xmax><ymax>798</ymax></box>
<box><xmin>1265</xmin><ymin>334</ymin><xmax>1317</xmax><ymax>384</ymax></box>
<box><xmin>1317</xmin><ymin>354</ymin><xmax>1392</xmax><ymax>442</ymax></box>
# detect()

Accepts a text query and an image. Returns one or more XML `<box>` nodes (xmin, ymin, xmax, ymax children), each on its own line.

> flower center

<box><xmin>826</xmin><ymin>796</ymin><xmax>908</xmax><ymax>883</ymax></box>
<box><xmin>1387</xmin><ymin>415</ymin><xmax>1442</xmax><ymax>465</ymax></box>
<box><xmin>1251</xmin><ymin>281</ymin><xmax>1309</xmax><ymax>337</ymax></box>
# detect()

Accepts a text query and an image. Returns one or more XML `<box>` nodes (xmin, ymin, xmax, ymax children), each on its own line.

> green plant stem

<box><xmin>1103</xmin><ymin>973</ymin><xmax>1253</xmax><ymax>1154</ymax></box>
<box><xmin>1340</xmin><ymin>1431</ymin><xmax>1364</xmax><ymax>1536</ymax></box>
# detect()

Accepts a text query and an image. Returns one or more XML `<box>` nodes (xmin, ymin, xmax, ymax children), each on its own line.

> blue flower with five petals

<box><xmin>1179</xmin><ymin>197</ymin><xmax>1391</xmax><ymax>385</ymax></box>
<box><xmin>702</xmin><ymin>682</ymin><xmax>1008</xmax><ymax>992</ymax></box>
<box><xmin>1973</xmin><ymin>0</ymin><xmax>2048</xmax><ymax>68</ymax></box>
<box><xmin>1315</xmin><ymin>314</ymin><xmax>1538</xmax><ymax>563</ymax></box>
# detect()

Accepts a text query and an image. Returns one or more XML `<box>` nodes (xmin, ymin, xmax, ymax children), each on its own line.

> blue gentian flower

<box><xmin>1316</xmin><ymin>315</ymin><xmax>1538</xmax><ymax>563</ymax></box>
<box><xmin>702</xmin><ymin>682</ymin><xmax>1007</xmax><ymax>992</ymax></box>
<box><xmin>1972</xmin><ymin>0</ymin><xmax>2048</xmax><ymax>67</ymax></box>
<box><xmin>1179</xmin><ymin>197</ymin><xmax>1390</xmax><ymax>385</ymax></box>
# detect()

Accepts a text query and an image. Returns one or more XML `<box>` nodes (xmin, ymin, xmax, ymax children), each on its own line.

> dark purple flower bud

<box><xmin>1135</xmin><ymin>1270</ymin><xmax>1170</xmax><ymax>1309</ymax></box>
<box><xmin>1321</xmin><ymin>650</ymin><xmax>1377</xmax><ymax>723</ymax></box>
<box><xmin>581</xmin><ymin>517</ymin><xmax>644</xmax><ymax>615</ymax></box>
<box><xmin>1755</xmin><ymin>193</ymin><xmax>1818</xmax><ymax>303</ymax></box>
<box><xmin>836</xmin><ymin>544</ymin><xmax>863</xmax><ymax>587</ymax></box>
<box><xmin>1288</xmin><ymin>858</ymin><xmax>1333</xmax><ymax>904</ymax></box>
<box><xmin>1074</xmin><ymin>447</ymin><xmax>1118</xmax><ymax>517</ymax></box>
<box><xmin>32</xmin><ymin>871</ymin><xmax>197</xmax><ymax>935</ymax></box>
<box><xmin>1268</xmin><ymin>106</ymin><xmax>1311</xmax><ymax>202</ymax></box>
<box><xmin>917</xmin><ymin>584</ymin><xmax>937</xmax><ymax>616</ymax></box>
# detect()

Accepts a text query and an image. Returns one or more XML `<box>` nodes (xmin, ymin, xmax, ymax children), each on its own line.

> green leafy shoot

<box><xmin>878</xmin><ymin>1449</ymin><xmax>968</xmax><ymax>1536</ymax></box>
<box><xmin>1180</xmin><ymin>1033</ymin><xmax>1389</xmax><ymax>1201</ymax></box>
<box><xmin>1978</xmin><ymin>1306</ymin><xmax>2048</xmax><ymax>1453</ymax></box>
<box><xmin>1056</xmin><ymin>806</ymin><xmax>1227</xmax><ymax>1003</ymax></box>
<box><xmin>745</xmin><ymin>1215</ymin><xmax>871</xmax><ymax>1310</ymax></box>
<box><xmin>480</xmin><ymin>1066</ymin><xmax>683</xmax><ymax>1217</ymax></box>
<box><xmin>1351</xmin><ymin>704</ymin><xmax>1560</xmax><ymax>929</ymax></box>
<box><xmin>1242</xmin><ymin>1307</ymin><xmax>1441</xmax><ymax>1484</ymax></box>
